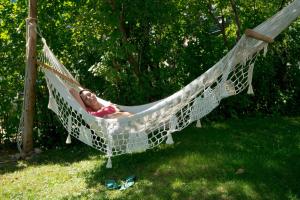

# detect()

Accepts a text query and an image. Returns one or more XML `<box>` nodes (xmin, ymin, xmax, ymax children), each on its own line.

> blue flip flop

<box><xmin>119</xmin><ymin>175</ymin><xmax>136</xmax><ymax>190</ymax></box>
<box><xmin>105</xmin><ymin>179</ymin><xmax>120</xmax><ymax>190</ymax></box>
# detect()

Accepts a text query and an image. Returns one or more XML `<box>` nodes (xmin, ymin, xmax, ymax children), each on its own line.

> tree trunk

<box><xmin>230</xmin><ymin>0</ymin><xmax>242</xmax><ymax>40</ymax></box>
<box><xmin>23</xmin><ymin>0</ymin><xmax>37</xmax><ymax>155</ymax></box>
<box><xmin>207</xmin><ymin>2</ymin><xmax>229</xmax><ymax>48</ymax></box>
<box><xmin>108</xmin><ymin>0</ymin><xmax>139</xmax><ymax>76</ymax></box>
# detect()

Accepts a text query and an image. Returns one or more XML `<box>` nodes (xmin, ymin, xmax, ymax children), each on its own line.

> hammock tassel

<box><xmin>196</xmin><ymin>120</ymin><xmax>202</xmax><ymax>128</ymax></box>
<box><xmin>106</xmin><ymin>157</ymin><xmax>112</xmax><ymax>168</ymax></box>
<box><xmin>247</xmin><ymin>84</ymin><xmax>254</xmax><ymax>95</ymax></box>
<box><xmin>66</xmin><ymin>116</ymin><xmax>72</xmax><ymax>144</ymax></box>
<box><xmin>66</xmin><ymin>133</ymin><xmax>72</xmax><ymax>144</ymax></box>
<box><xmin>247</xmin><ymin>63</ymin><xmax>255</xmax><ymax>95</ymax></box>
<box><xmin>263</xmin><ymin>44</ymin><xmax>269</xmax><ymax>57</ymax></box>
<box><xmin>166</xmin><ymin>132</ymin><xmax>174</xmax><ymax>144</ymax></box>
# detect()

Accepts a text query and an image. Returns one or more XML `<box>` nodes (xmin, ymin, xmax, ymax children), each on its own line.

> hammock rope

<box><xmin>37</xmin><ymin>61</ymin><xmax>81</xmax><ymax>86</ymax></box>
<box><xmin>18</xmin><ymin>0</ymin><xmax>300</xmax><ymax>168</ymax></box>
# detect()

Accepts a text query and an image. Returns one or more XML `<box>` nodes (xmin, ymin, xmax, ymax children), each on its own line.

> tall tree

<box><xmin>22</xmin><ymin>0</ymin><xmax>37</xmax><ymax>155</ymax></box>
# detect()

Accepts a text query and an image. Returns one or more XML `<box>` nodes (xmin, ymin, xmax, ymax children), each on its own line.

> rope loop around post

<box><xmin>26</xmin><ymin>17</ymin><xmax>37</xmax><ymax>22</ymax></box>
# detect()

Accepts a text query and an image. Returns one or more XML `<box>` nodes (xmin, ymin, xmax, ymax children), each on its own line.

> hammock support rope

<box><xmin>37</xmin><ymin>61</ymin><xmax>81</xmax><ymax>86</ymax></box>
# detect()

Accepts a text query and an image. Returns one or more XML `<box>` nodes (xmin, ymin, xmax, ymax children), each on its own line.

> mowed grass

<box><xmin>0</xmin><ymin>116</ymin><xmax>299</xmax><ymax>200</ymax></box>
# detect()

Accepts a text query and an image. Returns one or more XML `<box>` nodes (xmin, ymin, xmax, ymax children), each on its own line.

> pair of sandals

<box><xmin>105</xmin><ymin>175</ymin><xmax>136</xmax><ymax>190</ymax></box>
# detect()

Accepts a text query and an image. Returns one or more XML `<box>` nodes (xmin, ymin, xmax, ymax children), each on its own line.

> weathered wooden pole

<box><xmin>23</xmin><ymin>0</ymin><xmax>37</xmax><ymax>155</ymax></box>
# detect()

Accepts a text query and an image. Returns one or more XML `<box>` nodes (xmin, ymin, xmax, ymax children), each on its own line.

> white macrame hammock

<box><xmin>18</xmin><ymin>0</ymin><xmax>300</xmax><ymax>168</ymax></box>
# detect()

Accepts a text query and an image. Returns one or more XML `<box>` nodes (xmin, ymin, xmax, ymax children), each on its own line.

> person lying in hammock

<box><xmin>69</xmin><ymin>88</ymin><xmax>132</xmax><ymax>118</ymax></box>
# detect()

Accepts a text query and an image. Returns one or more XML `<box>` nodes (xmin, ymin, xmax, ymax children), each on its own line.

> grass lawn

<box><xmin>0</xmin><ymin>116</ymin><xmax>299</xmax><ymax>200</ymax></box>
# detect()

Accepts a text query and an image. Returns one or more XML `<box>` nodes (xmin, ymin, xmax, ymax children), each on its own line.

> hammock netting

<box><xmin>18</xmin><ymin>0</ymin><xmax>300</xmax><ymax>168</ymax></box>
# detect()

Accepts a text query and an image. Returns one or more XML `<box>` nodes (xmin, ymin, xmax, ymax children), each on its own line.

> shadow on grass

<box><xmin>0</xmin><ymin>147</ymin><xmax>23</xmax><ymax>175</ymax></box>
<box><xmin>72</xmin><ymin>116</ymin><xmax>300</xmax><ymax>200</ymax></box>
<box><xmin>0</xmin><ymin>161</ymin><xmax>26</xmax><ymax>175</ymax></box>
<box><xmin>0</xmin><ymin>140</ymin><xmax>101</xmax><ymax>175</ymax></box>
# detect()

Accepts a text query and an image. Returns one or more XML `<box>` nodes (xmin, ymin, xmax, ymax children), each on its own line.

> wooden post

<box><xmin>23</xmin><ymin>0</ymin><xmax>37</xmax><ymax>155</ymax></box>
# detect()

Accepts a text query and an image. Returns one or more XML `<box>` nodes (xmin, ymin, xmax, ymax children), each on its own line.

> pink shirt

<box><xmin>86</xmin><ymin>105</ymin><xmax>117</xmax><ymax>118</ymax></box>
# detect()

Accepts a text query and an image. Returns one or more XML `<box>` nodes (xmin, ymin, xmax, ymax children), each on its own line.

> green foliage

<box><xmin>0</xmin><ymin>0</ymin><xmax>300</xmax><ymax>147</ymax></box>
<box><xmin>0</xmin><ymin>0</ymin><xmax>26</xmax><ymax>144</ymax></box>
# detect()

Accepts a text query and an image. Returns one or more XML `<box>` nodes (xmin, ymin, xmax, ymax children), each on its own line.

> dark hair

<box><xmin>79</xmin><ymin>89</ymin><xmax>91</xmax><ymax>96</ymax></box>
